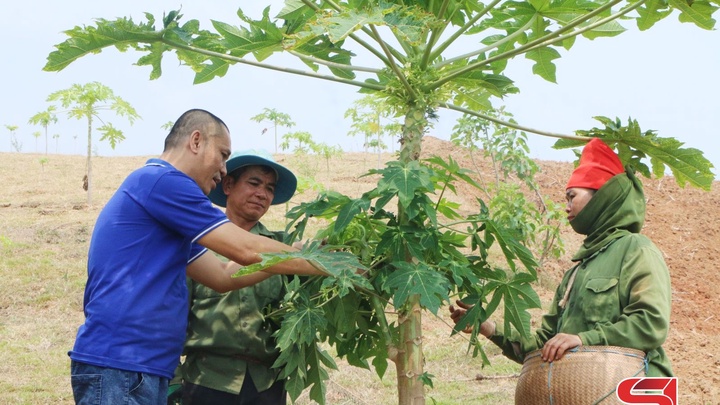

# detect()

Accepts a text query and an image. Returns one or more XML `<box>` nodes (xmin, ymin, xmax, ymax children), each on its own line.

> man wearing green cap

<box><xmin>170</xmin><ymin>150</ymin><xmax>298</xmax><ymax>405</ymax></box>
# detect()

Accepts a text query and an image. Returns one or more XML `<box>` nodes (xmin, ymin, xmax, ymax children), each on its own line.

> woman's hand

<box><xmin>541</xmin><ymin>333</ymin><xmax>582</xmax><ymax>362</ymax></box>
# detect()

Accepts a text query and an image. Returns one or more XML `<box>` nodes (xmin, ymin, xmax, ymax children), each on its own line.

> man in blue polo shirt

<box><xmin>69</xmin><ymin>109</ymin><xmax>325</xmax><ymax>405</ymax></box>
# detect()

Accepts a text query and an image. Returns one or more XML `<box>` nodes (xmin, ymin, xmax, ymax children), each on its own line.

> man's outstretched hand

<box><xmin>448</xmin><ymin>300</ymin><xmax>473</xmax><ymax>334</ymax></box>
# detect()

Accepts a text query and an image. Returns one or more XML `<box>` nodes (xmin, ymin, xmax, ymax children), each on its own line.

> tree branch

<box><xmin>308</xmin><ymin>0</ymin><xmax>401</xmax><ymax>65</ymax></box>
<box><xmin>369</xmin><ymin>24</ymin><xmax>419</xmax><ymax>102</ymax></box>
<box><xmin>160</xmin><ymin>38</ymin><xmax>385</xmax><ymax>91</ymax></box>
<box><xmin>287</xmin><ymin>50</ymin><xmax>382</xmax><ymax>74</ymax></box>
<box><xmin>439</xmin><ymin>102</ymin><xmax>588</xmax><ymax>142</ymax></box>
<box><xmin>420</xmin><ymin>0</ymin><xmax>452</xmax><ymax>70</ymax></box>
<box><xmin>430</xmin><ymin>0</ymin><xmax>634</xmax><ymax>89</ymax></box>
<box><xmin>435</xmin><ymin>16</ymin><xmax>534</xmax><ymax>68</ymax></box>
<box><xmin>429</xmin><ymin>0</ymin><xmax>503</xmax><ymax>63</ymax></box>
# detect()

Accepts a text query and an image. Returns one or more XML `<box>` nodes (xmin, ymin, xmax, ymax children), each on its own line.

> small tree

<box><xmin>452</xmin><ymin>108</ymin><xmax>565</xmax><ymax>265</ymax></box>
<box><xmin>53</xmin><ymin>134</ymin><xmax>61</xmax><ymax>153</ymax></box>
<box><xmin>28</xmin><ymin>106</ymin><xmax>58</xmax><ymax>155</ymax></box>
<box><xmin>345</xmin><ymin>95</ymin><xmax>402</xmax><ymax>168</ymax></box>
<box><xmin>32</xmin><ymin>131</ymin><xmax>42</xmax><ymax>152</ymax></box>
<box><xmin>161</xmin><ymin>120</ymin><xmax>174</xmax><ymax>131</ymax></box>
<box><xmin>311</xmin><ymin>142</ymin><xmax>343</xmax><ymax>173</ymax></box>
<box><xmin>280</xmin><ymin>130</ymin><xmax>315</xmax><ymax>154</ymax></box>
<box><xmin>39</xmin><ymin>157</ymin><xmax>49</xmax><ymax>172</ymax></box>
<box><xmin>5</xmin><ymin>125</ymin><xmax>22</xmax><ymax>152</ymax></box>
<box><xmin>48</xmin><ymin>82</ymin><xmax>140</xmax><ymax>205</ymax></box>
<box><xmin>251</xmin><ymin>108</ymin><xmax>295</xmax><ymax>153</ymax></box>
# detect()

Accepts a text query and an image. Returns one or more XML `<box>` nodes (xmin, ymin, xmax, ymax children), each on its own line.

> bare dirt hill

<box><xmin>0</xmin><ymin>136</ymin><xmax>718</xmax><ymax>404</ymax></box>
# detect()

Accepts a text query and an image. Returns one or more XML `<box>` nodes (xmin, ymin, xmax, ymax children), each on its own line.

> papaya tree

<box><xmin>33</xmin><ymin>131</ymin><xmax>42</xmax><ymax>152</ymax></box>
<box><xmin>451</xmin><ymin>108</ymin><xmax>566</xmax><ymax>265</ymax></box>
<box><xmin>45</xmin><ymin>1</ymin><xmax>716</xmax><ymax>403</ymax></box>
<box><xmin>345</xmin><ymin>94</ymin><xmax>403</xmax><ymax>168</ymax></box>
<box><xmin>251</xmin><ymin>107</ymin><xmax>296</xmax><ymax>153</ymax></box>
<box><xmin>311</xmin><ymin>142</ymin><xmax>343</xmax><ymax>173</ymax></box>
<box><xmin>46</xmin><ymin>82</ymin><xmax>140</xmax><ymax>206</ymax></box>
<box><xmin>5</xmin><ymin>125</ymin><xmax>21</xmax><ymax>153</ymax></box>
<box><xmin>28</xmin><ymin>106</ymin><xmax>57</xmax><ymax>155</ymax></box>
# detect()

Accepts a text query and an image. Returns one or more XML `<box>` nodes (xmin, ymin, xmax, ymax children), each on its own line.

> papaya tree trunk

<box><xmin>396</xmin><ymin>295</ymin><xmax>425</xmax><ymax>404</ymax></box>
<box><xmin>395</xmin><ymin>103</ymin><xmax>427</xmax><ymax>404</ymax></box>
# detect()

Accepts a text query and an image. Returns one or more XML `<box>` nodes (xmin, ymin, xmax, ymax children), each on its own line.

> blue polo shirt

<box><xmin>69</xmin><ymin>159</ymin><xmax>229</xmax><ymax>378</ymax></box>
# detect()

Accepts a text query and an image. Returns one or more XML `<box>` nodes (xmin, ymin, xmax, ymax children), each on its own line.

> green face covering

<box><xmin>570</xmin><ymin>167</ymin><xmax>646</xmax><ymax>260</ymax></box>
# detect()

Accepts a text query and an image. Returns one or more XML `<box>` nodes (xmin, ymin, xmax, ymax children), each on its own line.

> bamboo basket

<box><xmin>515</xmin><ymin>345</ymin><xmax>647</xmax><ymax>405</ymax></box>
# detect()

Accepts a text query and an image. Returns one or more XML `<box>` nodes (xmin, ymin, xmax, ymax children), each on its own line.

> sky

<box><xmin>3</xmin><ymin>1</ymin><xmax>719</xmax><ymax>178</ymax></box>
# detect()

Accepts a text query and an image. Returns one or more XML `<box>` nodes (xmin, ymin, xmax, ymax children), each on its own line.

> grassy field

<box><xmin>0</xmin><ymin>150</ymin><xmax>537</xmax><ymax>404</ymax></box>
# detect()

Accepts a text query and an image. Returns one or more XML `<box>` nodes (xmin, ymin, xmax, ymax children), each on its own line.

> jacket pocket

<box><xmin>582</xmin><ymin>278</ymin><xmax>619</xmax><ymax>322</ymax></box>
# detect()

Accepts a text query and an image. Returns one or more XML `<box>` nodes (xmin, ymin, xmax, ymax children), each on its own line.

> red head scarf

<box><xmin>566</xmin><ymin>138</ymin><xmax>624</xmax><ymax>190</ymax></box>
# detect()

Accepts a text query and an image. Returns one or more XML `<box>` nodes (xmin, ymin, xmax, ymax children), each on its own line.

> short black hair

<box><xmin>163</xmin><ymin>109</ymin><xmax>228</xmax><ymax>151</ymax></box>
<box><xmin>227</xmin><ymin>165</ymin><xmax>276</xmax><ymax>182</ymax></box>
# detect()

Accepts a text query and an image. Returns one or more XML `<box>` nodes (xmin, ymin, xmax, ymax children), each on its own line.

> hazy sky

<box><xmin>3</xmin><ymin>1</ymin><xmax>718</xmax><ymax>178</ymax></box>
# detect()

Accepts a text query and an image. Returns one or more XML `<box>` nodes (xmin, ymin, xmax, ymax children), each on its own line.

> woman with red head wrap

<box><xmin>450</xmin><ymin>138</ymin><xmax>673</xmax><ymax>378</ymax></box>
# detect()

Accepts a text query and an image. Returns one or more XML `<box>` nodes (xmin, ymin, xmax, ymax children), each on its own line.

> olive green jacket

<box><xmin>175</xmin><ymin>222</ymin><xmax>287</xmax><ymax>394</ymax></box>
<box><xmin>490</xmin><ymin>168</ymin><xmax>674</xmax><ymax>377</ymax></box>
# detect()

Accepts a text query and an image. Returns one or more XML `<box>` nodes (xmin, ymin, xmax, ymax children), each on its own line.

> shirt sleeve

<box><xmin>145</xmin><ymin>171</ymin><xmax>229</xmax><ymax>242</ymax></box>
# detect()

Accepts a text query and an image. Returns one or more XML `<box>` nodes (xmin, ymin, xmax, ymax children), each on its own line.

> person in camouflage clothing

<box><xmin>449</xmin><ymin>138</ymin><xmax>673</xmax><ymax>377</ymax></box>
<box><xmin>170</xmin><ymin>150</ymin><xmax>298</xmax><ymax>405</ymax></box>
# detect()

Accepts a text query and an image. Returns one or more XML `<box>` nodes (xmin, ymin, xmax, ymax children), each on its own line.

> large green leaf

<box><xmin>636</xmin><ymin>0</ymin><xmax>674</xmax><ymax>30</ymax></box>
<box><xmin>525</xmin><ymin>46</ymin><xmax>560</xmax><ymax>83</ymax></box>
<box><xmin>318</xmin><ymin>8</ymin><xmax>387</xmax><ymax>43</ymax></box>
<box><xmin>670</xmin><ymin>0</ymin><xmax>718</xmax><ymax>30</ymax></box>
<box><xmin>488</xmin><ymin>272</ymin><xmax>542</xmax><ymax>339</ymax></box>
<box><xmin>376</xmin><ymin>161</ymin><xmax>435</xmax><ymax>208</ymax></box>
<box><xmin>232</xmin><ymin>244</ymin><xmax>367</xmax><ymax>278</ymax></box>
<box><xmin>44</xmin><ymin>17</ymin><xmax>162</xmax><ymax>72</ymax></box>
<box><xmin>383</xmin><ymin>261</ymin><xmax>450</xmax><ymax>314</ymax></box>
<box><xmin>554</xmin><ymin>117</ymin><xmax>715</xmax><ymax>190</ymax></box>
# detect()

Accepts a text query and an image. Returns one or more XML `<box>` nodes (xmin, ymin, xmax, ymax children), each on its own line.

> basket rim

<box><xmin>523</xmin><ymin>345</ymin><xmax>646</xmax><ymax>363</ymax></box>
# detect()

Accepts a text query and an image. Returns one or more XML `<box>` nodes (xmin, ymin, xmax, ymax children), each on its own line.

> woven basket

<box><xmin>515</xmin><ymin>345</ymin><xmax>647</xmax><ymax>405</ymax></box>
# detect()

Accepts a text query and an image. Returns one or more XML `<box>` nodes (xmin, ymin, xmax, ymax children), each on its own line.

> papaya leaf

<box><xmin>318</xmin><ymin>8</ymin><xmax>386</xmax><ymax>43</ymax></box>
<box><xmin>425</xmin><ymin>155</ymin><xmax>484</xmax><ymax>191</ymax></box>
<box><xmin>636</xmin><ymin>0</ymin><xmax>673</xmax><ymax>30</ymax></box>
<box><xmin>480</xmin><ymin>217</ymin><xmax>539</xmax><ymax>276</ymax></box>
<box><xmin>488</xmin><ymin>273</ymin><xmax>541</xmax><ymax>339</ymax></box>
<box><xmin>670</xmin><ymin>0</ymin><xmax>718</xmax><ymax>30</ymax></box>
<box><xmin>525</xmin><ymin>46</ymin><xmax>560</xmax><ymax>83</ymax></box>
<box><xmin>44</xmin><ymin>17</ymin><xmax>163</xmax><ymax>72</ymax></box>
<box><xmin>383</xmin><ymin>261</ymin><xmax>450</xmax><ymax>314</ymax></box>
<box><xmin>377</xmin><ymin>161</ymin><xmax>435</xmax><ymax>208</ymax></box>
<box><xmin>307</xmin><ymin>347</ymin><xmax>333</xmax><ymax>405</ymax></box>
<box><xmin>554</xmin><ymin>117</ymin><xmax>715</xmax><ymax>190</ymax></box>
<box><xmin>232</xmin><ymin>245</ymin><xmax>366</xmax><ymax>278</ymax></box>
<box><xmin>193</xmin><ymin>57</ymin><xmax>231</xmax><ymax>84</ymax></box>
<box><xmin>335</xmin><ymin>196</ymin><xmax>371</xmax><ymax>234</ymax></box>
<box><xmin>451</xmin><ymin>295</ymin><xmax>486</xmax><ymax>336</ymax></box>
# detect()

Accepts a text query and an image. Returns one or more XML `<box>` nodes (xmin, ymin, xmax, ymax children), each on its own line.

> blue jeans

<box><xmin>70</xmin><ymin>360</ymin><xmax>168</xmax><ymax>405</ymax></box>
